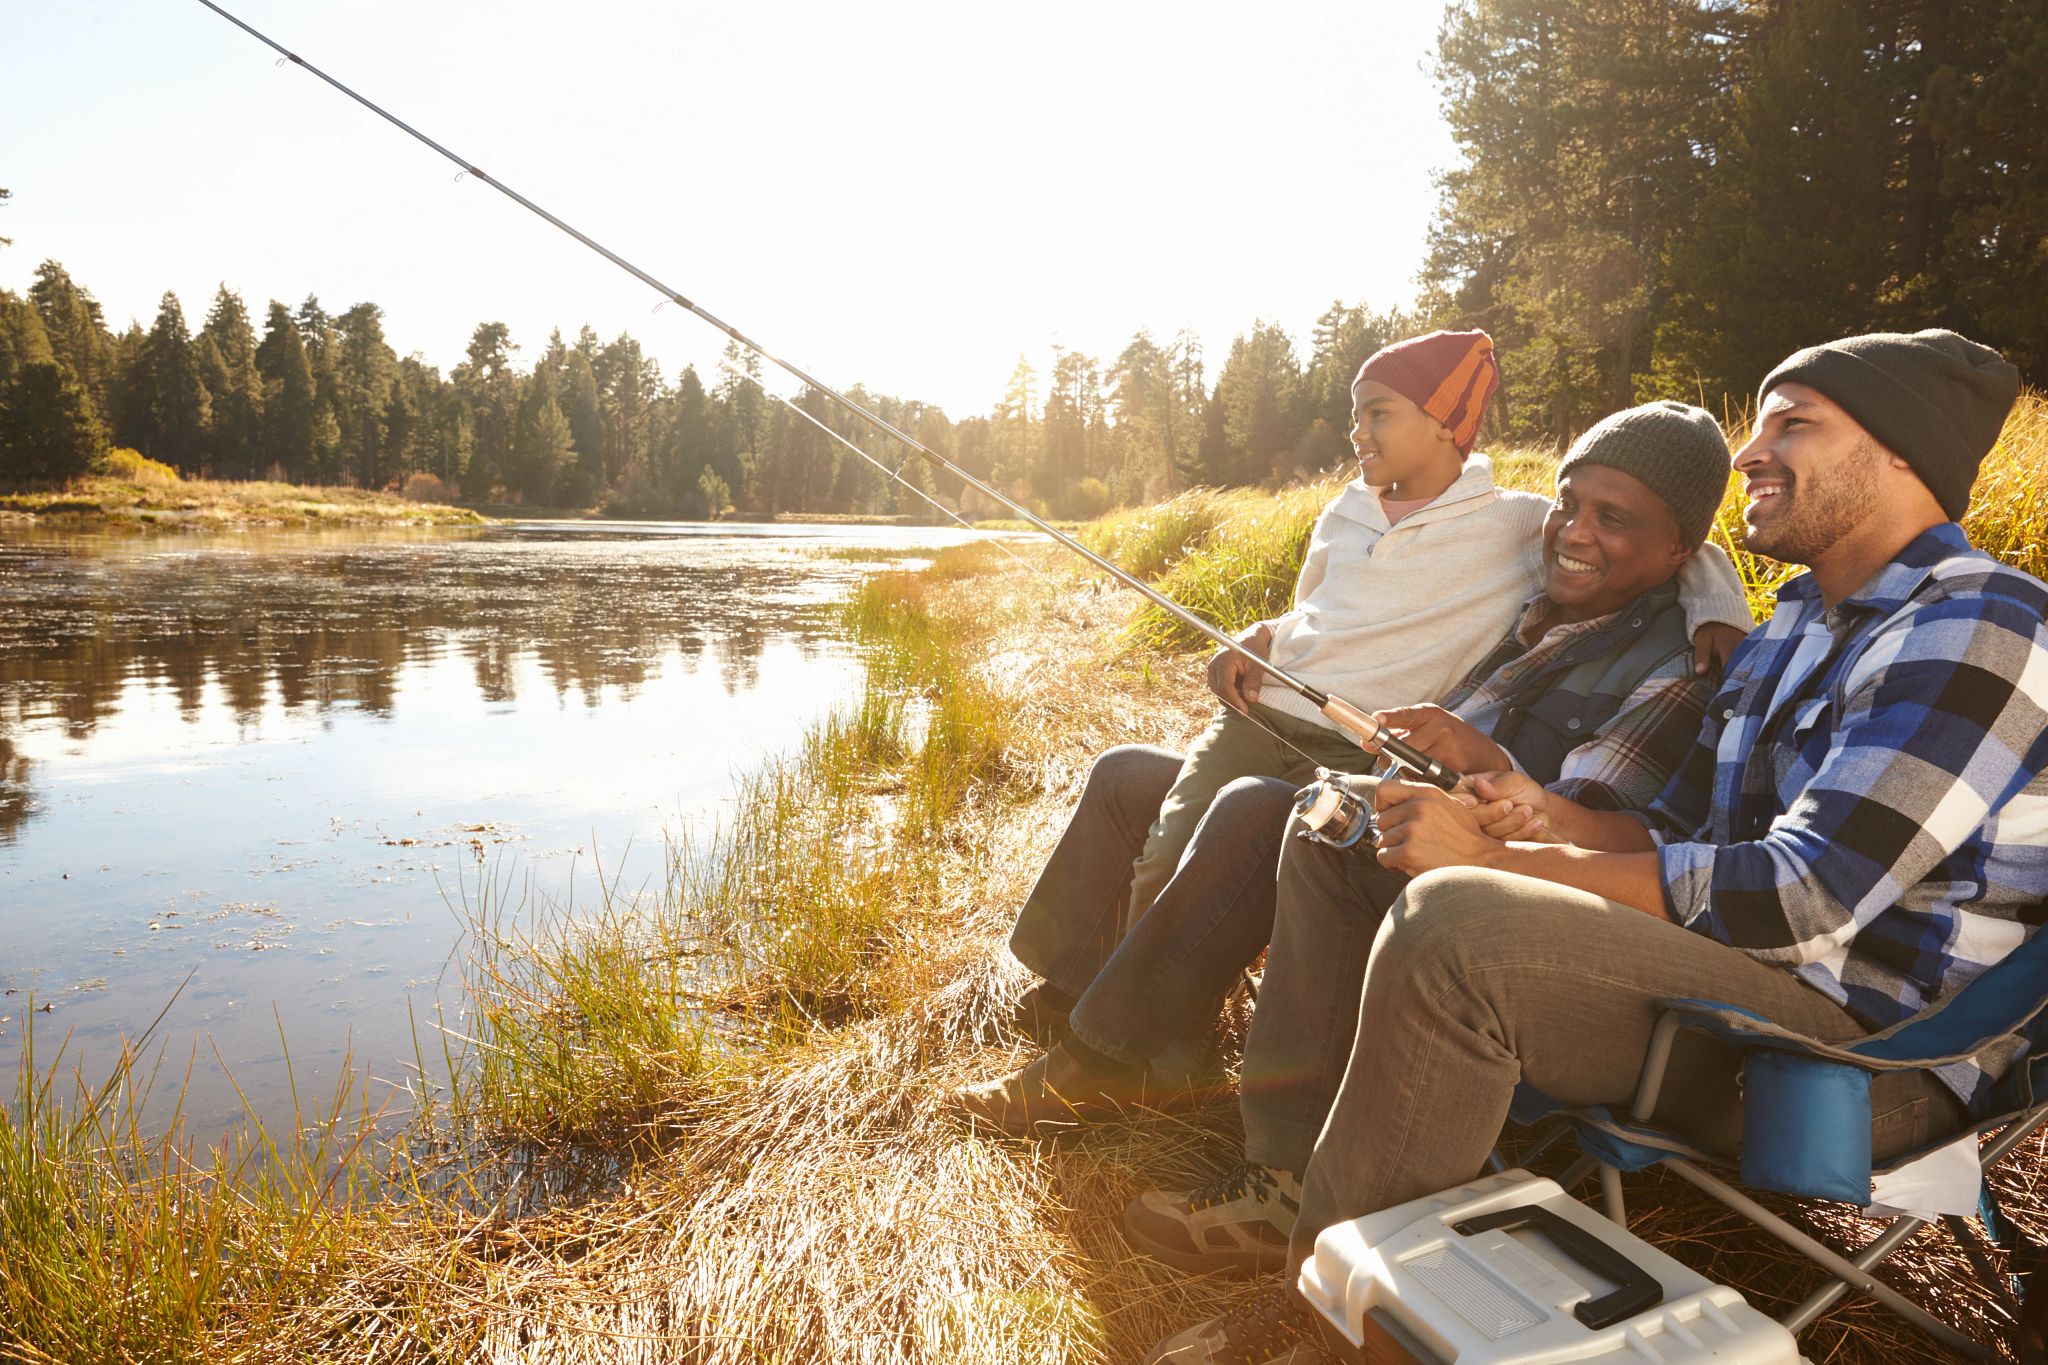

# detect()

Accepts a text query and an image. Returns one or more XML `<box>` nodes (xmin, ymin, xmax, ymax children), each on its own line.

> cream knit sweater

<box><xmin>1258</xmin><ymin>455</ymin><xmax>1752</xmax><ymax>732</ymax></box>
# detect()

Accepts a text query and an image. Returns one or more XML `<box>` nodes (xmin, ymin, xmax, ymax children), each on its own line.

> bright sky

<box><xmin>2</xmin><ymin>1</ymin><xmax>1456</xmax><ymax>416</ymax></box>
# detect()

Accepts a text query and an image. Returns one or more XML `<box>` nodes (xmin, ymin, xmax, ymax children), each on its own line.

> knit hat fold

<box><xmin>1758</xmin><ymin>329</ymin><xmax>2018</xmax><ymax>519</ymax></box>
<box><xmin>1354</xmin><ymin>329</ymin><xmax>1499</xmax><ymax>455</ymax></box>
<box><xmin>1555</xmin><ymin>401</ymin><xmax>1731</xmax><ymax>548</ymax></box>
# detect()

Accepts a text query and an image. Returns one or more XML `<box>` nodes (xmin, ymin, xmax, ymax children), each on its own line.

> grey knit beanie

<box><xmin>1759</xmin><ymin>329</ymin><xmax>2019</xmax><ymax>519</ymax></box>
<box><xmin>1555</xmin><ymin>401</ymin><xmax>1731</xmax><ymax>548</ymax></box>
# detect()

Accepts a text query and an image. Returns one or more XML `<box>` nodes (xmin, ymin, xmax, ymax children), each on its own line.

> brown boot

<box><xmin>1011</xmin><ymin>980</ymin><xmax>1073</xmax><ymax>1047</ymax></box>
<box><xmin>952</xmin><ymin>1042</ymin><xmax>1151</xmax><ymax>1136</ymax></box>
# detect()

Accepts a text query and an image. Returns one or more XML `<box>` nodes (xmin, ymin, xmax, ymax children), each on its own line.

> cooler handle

<box><xmin>1452</xmin><ymin>1204</ymin><xmax>1663</xmax><ymax>1330</ymax></box>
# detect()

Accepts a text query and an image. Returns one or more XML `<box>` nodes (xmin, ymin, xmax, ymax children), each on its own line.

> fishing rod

<box><xmin>192</xmin><ymin>0</ymin><xmax>1461</xmax><ymax>793</ymax></box>
<box><xmin>717</xmin><ymin>361</ymin><xmax>1056</xmax><ymax>584</ymax></box>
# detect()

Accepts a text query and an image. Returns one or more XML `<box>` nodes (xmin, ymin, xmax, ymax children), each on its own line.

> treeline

<box><xmin>0</xmin><ymin>244</ymin><xmax>1411</xmax><ymax>517</ymax></box>
<box><xmin>7</xmin><ymin>0</ymin><xmax>2040</xmax><ymax>506</ymax></box>
<box><xmin>1427</xmin><ymin>0</ymin><xmax>2046</xmax><ymax>438</ymax></box>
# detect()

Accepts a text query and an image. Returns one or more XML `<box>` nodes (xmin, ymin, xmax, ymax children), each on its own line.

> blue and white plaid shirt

<box><xmin>1641</xmin><ymin>524</ymin><xmax>2048</xmax><ymax>1106</ymax></box>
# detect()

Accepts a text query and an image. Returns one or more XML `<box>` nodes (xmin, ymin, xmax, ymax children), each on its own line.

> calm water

<box><xmin>0</xmin><ymin>519</ymin><xmax>1017</xmax><ymax>1136</ymax></box>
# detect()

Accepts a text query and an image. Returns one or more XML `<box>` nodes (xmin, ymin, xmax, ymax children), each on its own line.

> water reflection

<box><xmin>0</xmin><ymin>520</ymin><xmax>1005</xmax><ymax>1135</ymax></box>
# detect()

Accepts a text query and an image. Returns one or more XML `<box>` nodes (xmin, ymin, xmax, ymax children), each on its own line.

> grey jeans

<box><xmin>1288</xmin><ymin>867</ymin><xmax>1966</xmax><ymax>1274</ymax></box>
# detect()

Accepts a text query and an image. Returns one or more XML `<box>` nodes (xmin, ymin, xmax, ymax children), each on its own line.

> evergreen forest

<box><xmin>1</xmin><ymin>0</ymin><xmax>2042</xmax><ymax>515</ymax></box>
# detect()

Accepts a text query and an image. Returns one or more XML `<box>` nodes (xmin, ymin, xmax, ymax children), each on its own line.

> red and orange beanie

<box><xmin>1354</xmin><ymin>329</ymin><xmax>1499</xmax><ymax>455</ymax></box>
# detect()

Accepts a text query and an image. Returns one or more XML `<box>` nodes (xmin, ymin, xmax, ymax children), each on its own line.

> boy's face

<box><xmin>1349</xmin><ymin>378</ymin><xmax>1461</xmax><ymax>498</ymax></box>
<box><xmin>1541</xmin><ymin>464</ymin><xmax>1693</xmax><ymax>619</ymax></box>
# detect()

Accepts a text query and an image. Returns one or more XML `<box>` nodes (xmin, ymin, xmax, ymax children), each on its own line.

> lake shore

<box><xmin>0</xmin><ymin>472</ymin><xmax>488</xmax><ymax>528</ymax></box>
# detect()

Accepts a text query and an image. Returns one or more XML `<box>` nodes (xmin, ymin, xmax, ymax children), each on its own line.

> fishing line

<box><xmin>192</xmin><ymin>0</ymin><xmax>1461</xmax><ymax>792</ymax></box>
<box><xmin>715</xmin><ymin>362</ymin><xmax>1056</xmax><ymax>585</ymax></box>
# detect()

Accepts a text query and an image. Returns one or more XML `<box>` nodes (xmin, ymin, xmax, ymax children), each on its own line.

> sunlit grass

<box><xmin>0</xmin><ymin>994</ymin><xmax>407</xmax><ymax>1359</ymax></box>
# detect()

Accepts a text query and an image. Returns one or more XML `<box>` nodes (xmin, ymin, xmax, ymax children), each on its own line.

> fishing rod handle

<box><xmin>1319</xmin><ymin>696</ymin><xmax>1466</xmax><ymax>794</ymax></box>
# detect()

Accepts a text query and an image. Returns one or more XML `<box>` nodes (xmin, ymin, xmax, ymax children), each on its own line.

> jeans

<box><xmin>1007</xmin><ymin>715</ymin><xmax>1355</xmax><ymax>1068</ymax></box>
<box><xmin>1125</xmin><ymin>705</ymin><xmax>1370</xmax><ymax>927</ymax></box>
<box><xmin>1287</xmin><ymin>867</ymin><xmax>1966</xmax><ymax>1275</ymax></box>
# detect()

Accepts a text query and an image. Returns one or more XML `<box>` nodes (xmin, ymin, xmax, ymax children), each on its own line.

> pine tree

<box><xmin>456</xmin><ymin>322</ymin><xmax>517</xmax><ymax>499</ymax></box>
<box><xmin>511</xmin><ymin>365</ymin><xmax>575</xmax><ymax>502</ymax></box>
<box><xmin>255</xmin><ymin>301</ymin><xmax>316</xmax><ymax>479</ymax></box>
<box><xmin>1427</xmin><ymin>0</ymin><xmax>1727</xmax><ymax>435</ymax></box>
<box><xmin>0</xmin><ymin>361</ymin><xmax>110</xmax><ymax>485</ymax></box>
<box><xmin>200</xmin><ymin>286</ymin><xmax>264</xmax><ymax>478</ymax></box>
<box><xmin>29</xmin><ymin>262</ymin><xmax>114</xmax><ymax>416</ymax></box>
<box><xmin>138</xmin><ymin>292</ymin><xmax>211</xmax><ymax>470</ymax></box>
<box><xmin>334</xmin><ymin>303</ymin><xmax>396</xmax><ymax>486</ymax></box>
<box><xmin>0</xmin><ymin>290</ymin><xmax>54</xmax><ymax>389</ymax></box>
<box><xmin>1215</xmin><ymin>321</ymin><xmax>1304</xmax><ymax>484</ymax></box>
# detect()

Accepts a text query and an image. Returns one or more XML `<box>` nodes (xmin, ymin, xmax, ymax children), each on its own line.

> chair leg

<box><xmin>1600</xmin><ymin>1164</ymin><xmax>1627</xmax><ymax>1226</ymax></box>
<box><xmin>1558</xmin><ymin>1153</ymin><xmax>1601</xmax><ymax>1191</ymax></box>
<box><xmin>1660</xmin><ymin>1158</ymin><xmax>1995</xmax><ymax>1361</ymax></box>
<box><xmin>1944</xmin><ymin>1213</ymin><xmax>2021</xmax><ymax>1322</ymax></box>
<box><xmin>1780</xmin><ymin>1214</ymin><xmax>1933</xmax><ymax>1334</ymax></box>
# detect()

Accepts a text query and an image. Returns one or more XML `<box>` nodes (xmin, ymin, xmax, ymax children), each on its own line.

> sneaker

<box><xmin>1144</xmin><ymin>1286</ymin><xmax>1334</xmax><ymax>1364</ymax></box>
<box><xmin>1011</xmin><ymin>980</ymin><xmax>1071</xmax><ymax>1047</ymax></box>
<box><xmin>1122</xmin><ymin>1161</ymin><xmax>1300</xmax><ymax>1276</ymax></box>
<box><xmin>950</xmin><ymin>1041</ymin><xmax>1150</xmax><ymax>1136</ymax></box>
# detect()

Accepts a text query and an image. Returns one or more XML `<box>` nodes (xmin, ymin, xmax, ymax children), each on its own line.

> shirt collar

<box><xmin>1512</xmin><ymin>579</ymin><xmax>1680</xmax><ymax>648</ymax></box>
<box><xmin>1328</xmin><ymin>452</ymin><xmax>1500</xmax><ymax>530</ymax></box>
<box><xmin>1769</xmin><ymin>522</ymin><xmax>1973</xmax><ymax>614</ymax></box>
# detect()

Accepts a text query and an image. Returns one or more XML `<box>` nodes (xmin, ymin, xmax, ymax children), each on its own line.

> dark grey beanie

<box><xmin>1759</xmin><ymin>329</ymin><xmax>2019</xmax><ymax>519</ymax></box>
<box><xmin>1556</xmin><ymin>401</ymin><xmax>1731</xmax><ymax>548</ymax></box>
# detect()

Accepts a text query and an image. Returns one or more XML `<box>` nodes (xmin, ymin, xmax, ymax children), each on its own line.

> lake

<box><xmin>0</xmin><ymin>519</ymin><xmax>1022</xmax><ymax>1138</ymax></box>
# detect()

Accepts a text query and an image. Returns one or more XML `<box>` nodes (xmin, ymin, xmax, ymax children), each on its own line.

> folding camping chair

<box><xmin>1505</xmin><ymin>926</ymin><xmax>2048</xmax><ymax>1362</ymax></box>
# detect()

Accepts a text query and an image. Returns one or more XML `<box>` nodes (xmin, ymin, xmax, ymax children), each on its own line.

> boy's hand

<box><xmin>1471</xmin><ymin>771</ymin><xmax>1558</xmax><ymax>843</ymax></box>
<box><xmin>1373</xmin><ymin>777</ymin><xmax>1497</xmax><ymax>875</ymax></box>
<box><xmin>1372</xmin><ymin>704</ymin><xmax>1512</xmax><ymax>774</ymax></box>
<box><xmin>1208</xmin><ymin>622</ymin><xmax>1274</xmax><ymax>713</ymax></box>
<box><xmin>1691</xmin><ymin>621</ymin><xmax>1747</xmax><ymax>676</ymax></box>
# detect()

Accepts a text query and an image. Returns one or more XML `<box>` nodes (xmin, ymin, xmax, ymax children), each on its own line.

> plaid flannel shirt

<box><xmin>1442</xmin><ymin>591</ymin><xmax>1714</xmax><ymax>814</ymax></box>
<box><xmin>1641</xmin><ymin>524</ymin><xmax>2048</xmax><ymax>1107</ymax></box>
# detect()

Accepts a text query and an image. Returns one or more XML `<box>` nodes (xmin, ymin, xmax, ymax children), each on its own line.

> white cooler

<box><xmin>1298</xmin><ymin>1170</ymin><xmax>1801</xmax><ymax>1363</ymax></box>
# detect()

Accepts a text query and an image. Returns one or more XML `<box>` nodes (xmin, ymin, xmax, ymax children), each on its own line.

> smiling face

<box><xmin>1349</xmin><ymin>377</ymin><xmax>1463</xmax><ymax>501</ymax></box>
<box><xmin>1734</xmin><ymin>383</ymin><xmax>1888</xmax><ymax>566</ymax></box>
<box><xmin>1542</xmin><ymin>464</ymin><xmax>1694</xmax><ymax>620</ymax></box>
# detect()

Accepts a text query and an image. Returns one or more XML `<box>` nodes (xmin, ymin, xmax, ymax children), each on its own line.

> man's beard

<box><xmin>1746</xmin><ymin>437</ymin><xmax>1886</xmax><ymax>566</ymax></box>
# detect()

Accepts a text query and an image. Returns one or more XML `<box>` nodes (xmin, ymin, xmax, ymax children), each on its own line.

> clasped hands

<box><xmin>1369</xmin><ymin>768</ymin><xmax>1557</xmax><ymax>876</ymax></box>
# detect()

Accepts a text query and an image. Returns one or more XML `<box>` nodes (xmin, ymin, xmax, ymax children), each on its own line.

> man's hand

<box><xmin>1470</xmin><ymin>770</ymin><xmax>1558</xmax><ymax>843</ymax></box>
<box><xmin>1372</xmin><ymin>704</ymin><xmax>1513</xmax><ymax>774</ymax></box>
<box><xmin>1372</xmin><ymin>777</ymin><xmax>1500</xmax><ymax>876</ymax></box>
<box><xmin>1691</xmin><ymin>620</ymin><xmax>1747</xmax><ymax>677</ymax></box>
<box><xmin>1208</xmin><ymin>622</ymin><xmax>1273</xmax><ymax>713</ymax></box>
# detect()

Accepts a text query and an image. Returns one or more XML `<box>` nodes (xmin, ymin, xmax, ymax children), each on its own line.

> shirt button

<box><xmin>1630</xmin><ymin>617</ymin><xmax>1643</xmax><ymax>627</ymax></box>
<box><xmin>1567</xmin><ymin>718</ymin><xmax>1582</xmax><ymax>731</ymax></box>
<box><xmin>1723</xmin><ymin>708</ymin><xmax>1735</xmax><ymax>719</ymax></box>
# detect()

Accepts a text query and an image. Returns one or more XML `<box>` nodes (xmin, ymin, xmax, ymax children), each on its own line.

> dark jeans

<box><xmin>1007</xmin><ymin>744</ymin><xmax>1302</xmax><ymax>1069</ymax></box>
<box><xmin>1240</xmin><ymin>811</ymin><xmax>1410</xmax><ymax>1174</ymax></box>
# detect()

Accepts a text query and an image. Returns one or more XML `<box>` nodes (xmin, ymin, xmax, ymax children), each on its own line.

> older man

<box><xmin>1147</xmin><ymin>330</ymin><xmax>2048</xmax><ymax>1365</ymax></box>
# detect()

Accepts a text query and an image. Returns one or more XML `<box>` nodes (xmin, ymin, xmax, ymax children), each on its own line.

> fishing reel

<box><xmin>1292</xmin><ymin>768</ymin><xmax>1377</xmax><ymax>850</ymax></box>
